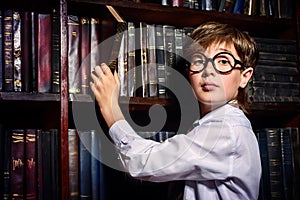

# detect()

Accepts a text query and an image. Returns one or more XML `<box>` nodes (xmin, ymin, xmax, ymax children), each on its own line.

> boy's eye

<box><xmin>193</xmin><ymin>59</ymin><xmax>204</xmax><ymax>66</ymax></box>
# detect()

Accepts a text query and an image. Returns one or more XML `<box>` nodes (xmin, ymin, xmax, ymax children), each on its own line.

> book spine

<box><xmin>155</xmin><ymin>24</ymin><xmax>166</xmax><ymax>98</ymax></box>
<box><xmin>147</xmin><ymin>24</ymin><xmax>158</xmax><ymax>97</ymax></box>
<box><xmin>91</xmin><ymin>130</ymin><xmax>100</xmax><ymax>200</ymax></box>
<box><xmin>140</xmin><ymin>22</ymin><xmax>149</xmax><ymax>98</ymax></box>
<box><xmin>118</xmin><ymin>23</ymin><xmax>128</xmax><ymax>97</ymax></box>
<box><xmin>0</xmin><ymin>10</ymin><xmax>3</xmax><ymax>91</ymax></box>
<box><xmin>68</xmin><ymin>15</ymin><xmax>81</xmax><ymax>94</ymax></box>
<box><xmin>42</xmin><ymin>130</ymin><xmax>52</xmax><ymax>200</ymax></box>
<box><xmin>3</xmin><ymin>129</ymin><xmax>12</xmax><ymax>199</ymax></box>
<box><xmin>21</xmin><ymin>11</ymin><xmax>33</xmax><ymax>92</ymax></box>
<box><xmin>51</xmin><ymin>8</ymin><xmax>61</xmax><ymax>93</ymax></box>
<box><xmin>256</xmin><ymin>129</ymin><xmax>271</xmax><ymax>200</ymax></box>
<box><xmin>290</xmin><ymin>128</ymin><xmax>300</xmax><ymax>200</ymax></box>
<box><xmin>50</xmin><ymin>129</ymin><xmax>60</xmax><ymax>199</ymax></box>
<box><xmin>68</xmin><ymin>129</ymin><xmax>79</xmax><ymax>200</ymax></box>
<box><xmin>31</xmin><ymin>12</ymin><xmax>37</xmax><ymax>92</ymax></box>
<box><xmin>163</xmin><ymin>25</ymin><xmax>175</xmax><ymax>98</ymax></box>
<box><xmin>36</xmin><ymin>129</ymin><xmax>43</xmax><ymax>200</ymax></box>
<box><xmin>3</xmin><ymin>10</ymin><xmax>14</xmax><ymax>92</ymax></box>
<box><xmin>90</xmin><ymin>17</ymin><xmax>101</xmax><ymax>72</ymax></box>
<box><xmin>80</xmin><ymin>17</ymin><xmax>91</xmax><ymax>95</ymax></box>
<box><xmin>280</xmin><ymin>128</ymin><xmax>293</xmax><ymax>200</ymax></box>
<box><xmin>10</xmin><ymin>129</ymin><xmax>25</xmax><ymax>200</ymax></box>
<box><xmin>78</xmin><ymin>130</ymin><xmax>92</xmax><ymax>199</ymax></box>
<box><xmin>127</xmin><ymin>22</ymin><xmax>136</xmax><ymax>97</ymax></box>
<box><xmin>25</xmin><ymin>129</ymin><xmax>37</xmax><ymax>200</ymax></box>
<box><xmin>37</xmin><ymin>13</ymin><xmax>52</xmax><ymax>93</ymax></box>
<box><xmin>13</xmin><ymin>11</ymin><xmax>22</xmax><ymax>92</ymax></box>
<box><xmin>266</xmin><ymin>128</ymin><xmax>284</xmax><ymax>199</ymax></box>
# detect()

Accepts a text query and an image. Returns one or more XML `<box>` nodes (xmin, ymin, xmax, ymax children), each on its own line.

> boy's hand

<box><xmin>90</xmin><ymin>63</ymin><xmax>124</xmax><ymax>128</ymax></box>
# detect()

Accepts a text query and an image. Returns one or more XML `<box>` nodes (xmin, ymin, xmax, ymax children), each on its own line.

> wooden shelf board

<box><xmin>0</xmin><ymin>92</ymin><xmax>60</xmax><ymax>101</ymax></box>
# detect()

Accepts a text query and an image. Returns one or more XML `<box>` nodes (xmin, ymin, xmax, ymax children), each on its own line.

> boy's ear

<box><xmin>239</xmin><ymin>67</ymin><xmax>253</xmax><ymax>88</ymax></box>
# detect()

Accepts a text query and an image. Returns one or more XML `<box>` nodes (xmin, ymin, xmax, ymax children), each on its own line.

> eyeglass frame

<box><xmin>186</xmin><ymin>51</ymin><xmax>246</xmax><ymax>74</ymax></box>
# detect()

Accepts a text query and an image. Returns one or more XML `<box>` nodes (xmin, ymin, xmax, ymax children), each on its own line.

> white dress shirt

<box><xmin>109</xmin><ymin>103</ymin><xmax>262</xmax><ymax>200</ymax></box>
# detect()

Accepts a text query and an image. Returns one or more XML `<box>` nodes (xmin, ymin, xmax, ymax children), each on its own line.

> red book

<box><xmin>37</xmin><ymin>13</ymin><xmax>52</xmax><ymax>93</ymax></box>
<box><xmin>10</xmin><ymin>129</ymin><xmax>25</xmax><ymax>200</ymax></box>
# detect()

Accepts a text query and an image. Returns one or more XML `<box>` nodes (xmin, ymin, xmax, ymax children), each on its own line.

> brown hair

<box><xmin>184</xmin><ymin>21</ymin><xmax>259</xmax><ymax>113</ymax></box>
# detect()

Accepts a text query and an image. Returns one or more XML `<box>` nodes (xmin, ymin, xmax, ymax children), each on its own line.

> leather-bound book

<box><xmin>37</xmin><ymin>13</ymin><xmax>52</xmax><ymax>93</ymax></box>
<box><xmin>68</xmin><ymin>15</ymin><xmax>81</xmax><ymax>94</ymax></box>
<box><xmin>13</xmin><ymin>11</ymin><xmax>22</xmax><ymax>92</ymax></box>
<box><xmin>0</xmin><ymin>10</ymin><xmax>3</xmax><ymax>91</ymax></box>
<box><xmin>80</xmin><ymin>17</ymin><xmax>91</xmax><ymax>94</ymax></box>
<box><xmin>3</xmin><ymin>10</ymin><xmax>14</xmax><ymax>92</ymax></box>
<box><xmin>10</xmin><ymin>129</ymin><xmax>25</xmax><ymax>200</ymax></box>
<box><xmin>25</xmin><ymin>129</ymin><xmax>37</xmax><ymax>200</ymax></box>
<box><xmin>68</xmin><ymin>129</ymin><xmax>79</xmax><ymax>200</ymax></box>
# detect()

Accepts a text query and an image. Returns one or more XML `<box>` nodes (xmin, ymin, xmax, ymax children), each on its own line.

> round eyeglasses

<box><xmin>188</xmin><ymin>52</ymin><xmax>246</xmax><ymax>74</ymax></box>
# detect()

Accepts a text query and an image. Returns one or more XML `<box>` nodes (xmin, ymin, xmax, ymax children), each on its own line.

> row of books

<box><xmin>255</xmin><ymin>127</ymin><xmax>300</xmax><ymax>200</ymax></box>
<box><xmin>0</xmin><ymin>127</ymin><xmax>60</xmax><ymax>200</ymax></box>
<box><xmin>0</xmin><ymin>9</ymin><xmax>61</xmax><ymax>93</ymax></box>
<box><xmin>130</xmin><ymin>0</ymin><xmax>295</xmax><ymax>18</ymax></box>
<box><xmin>249</xmin><ymin>37</ymin><xmax>299</xmax><ymax>102</ymax></box>
<box><xmin>67</xmin><ymin>128</ymin><xmax>177</xmax><ymax>200</ymax></box>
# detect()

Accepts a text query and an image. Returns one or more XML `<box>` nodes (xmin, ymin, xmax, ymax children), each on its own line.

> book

<box><xmin>21</xmin><ymin>11</ymin><xmax>33</xmax><ymax>92</ymax></box>
<box><xmin>0</xmin><ymin>125</ymin><xmax>4</xmax><ymax>198</ymax></box>
<box><xmin>36</xmin><ymin>129</ymin><xmax>43</xmax><ymax>200</ymax></box>
<box><xmin>146</xmin><ymin>24</ymin><xmax>158</xmax><ymax>97</ymax></box>
<box><xmin>91</xmin><ymin>130</ymin><xmax>100</xmax><ymax>200</ymax></box>
<box><xmin>118</xmin><ymin>23</ymin><xmax>128</xmax><ymax>97</ymax></box>
<box><xmin>50</xmin><ymin>129</ymin><xmax>60</xmax><ymax>199</ymax></box>
<box><xmin>3</xmin><ymin>10</ymin><xmax>14</xmax><ymax>92</ymax></box>
<box><xmin>68</xmin><ymin>129</ymin><xmax>79</xmax><ymax>200</ymax></box>
<box><xmin>13</xmin><ymin>11</ymin><xmax>22</xmax><ymax>92</ymax></box>
<box><xmin>41</xmin><ymin>130</ymin><xmax>52</xmax><ymax>200</ymax></box>
<box><xmin>25</xmin><ymin>129</ymin><xmax>37</xmax><ymax>200</ymax></box>
<box><xmin>37</xmin><ymin>13</ymin><xmax>52</xmax><ymax>93</ymax></box>
<box><xmin>254</xmin><ymin>37</ymin><xmax>297</xmax><ymax>54</ymax></box>
<box><xmin>51</xmin><ymin>8</ymin><xmax>61</xmax><ymax>93</ymax></box>
<box><xmin>280</xmin><ymin>128</ymin><xmax>294</xmax><ymax>200</ymax></box>
<box><xmin>155</xmin><ymin>24</ymin><xmax>166</xmax><ymax>98</ymax></box>
<box><xmin>68</xmin><ymin>15</ymin><xmax>81</xmax><ymax>94</ymax></box>
<box><xmin>78</xmin><ymin>130</ymin><xmax>92</xmax><ymax>199</ymax></box>
<box><xmin>163</xmin><ymin>24</ymin><xmax>175</xmax><ymax>98</ymax></box>
<box><xmin>31</xmin><ymin>11</ymin><xmax>37</xmax><ymax>92</ymax></box>
<box><xmin>3</xmin><ymin>129</ymin><xmax>12</xmax><ymax>199</ymax></box>
<box><xmin>80</xmin><ymin>17</ymin><xmax>91</xmax><ymax>95</ymax></box>
<box><xmin>139</xmin><ymin>22</ymin><xmax>149</xmax><ymax>97</ymax></box>
<box><xmin>233</xmin><ymin>0</ymin><xmax>245</xmax><ymax>14</ymax></box>
<box><xmin>127</xmin><ymin>22</ymin><xmax>137</xmax><ymax>97</ymax></box>
<box><xmin>10</xmin><ymin>129</ymin><xmax>25</xmax><ymax>200</ymax></box>
<box><xmin>90</xmin><ymin>17</ymin><xmax>101</xmax><ymax>72</ymax></box>
<box><xmin>218</xmin><ymin>0</ymin><xmax>236</xmax><ymax>12</ymax></box>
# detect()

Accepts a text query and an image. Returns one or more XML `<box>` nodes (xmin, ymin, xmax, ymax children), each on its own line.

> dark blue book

<box><xmin>78</xmin><ymin>130</ymin><xmax>92</xmax><ymax>200</ymax></box>
<box><xmin>280</xmin><ymin>128</ymin><xmax>293</xmax><ymax>200</ymax></box>
<box><xmin>91</xmin><ymin>130</ymin><xmax>100</xmax><ymax>200</ymax></box>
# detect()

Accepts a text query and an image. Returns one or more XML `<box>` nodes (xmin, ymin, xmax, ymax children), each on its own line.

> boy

<box><xmin>90</xmin><ymin>21</ymin><xmax>261</xmax><ymax>200</ymax></box>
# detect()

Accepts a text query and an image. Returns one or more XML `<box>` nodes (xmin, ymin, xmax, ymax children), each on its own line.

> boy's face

<box><xmin>187</xmin><ymin>41</ymin><xmax>253</xmax><ymax>108</ymax></box>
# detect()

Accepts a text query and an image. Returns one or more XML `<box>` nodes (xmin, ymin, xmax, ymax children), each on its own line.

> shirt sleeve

<box><xmin>109</xmin><ymin>118</ymin><xmax>237</xmax><ymax>182</ymax></box>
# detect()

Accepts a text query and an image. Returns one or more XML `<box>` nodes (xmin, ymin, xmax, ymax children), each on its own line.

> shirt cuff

<box><xmin>109</xmin><ymin>119</ymin><xmax>138</xmax><ymax>147</ymax></box>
